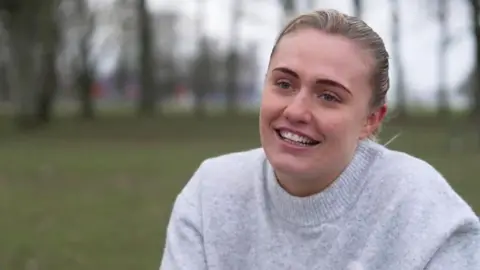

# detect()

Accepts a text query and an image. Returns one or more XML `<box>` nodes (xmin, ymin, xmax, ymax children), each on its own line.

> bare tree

<box><xmin>75</xmin><ymin>0</ymin><xmax>95</xmax><ymax>119</ymax></box>
<box><xmin>353</xmin><ymin>0</ymin><xmax>362</xmax><ymax>18</ymax></box>
<box><xmin>1</xmin><ymin>1</ymin><xmax>46</xmax><ymax>127</ymax></box>
<box><xmin>390</xmin><ymin>0</ymin><xmax>407</xmax><ymax>118</ymax></box>
<box><xmin>112</xmin><ymin>0</ymin><xmax>136</xmax><ymax>99</ymax></box>
<box><xmin>279</xmin><ymin>0</ymin><xmax>296</xmax><ymax>24</ymax></box>
<box><xmin>468</xmin><ymin>0</ymin><xmax>480</xmax><ymax>146</ymax></box>
<box><xmin>225</xmin><ymin>0</ymin><xmax>242</xmax><ymax>115</ymax></box>
<box><xmin>0</xmin><ymin>20</ymin><xmax>9</xmax><ymax>102</ymax></box>
<box><xmin>192</xmin><ymin>36</ymin><xmax>216</xmax><ymax>117</ymax></box>
<box><xmin>0</xmin><ymin>64</ymin><xmax>7</xmax><ymax>102</ymax></box>
<box><xmin>137</xmin><ymin>0</ymin><xmax>156</xmax><ymax>116</ymax></box>
<box><xmin>191</xmin><ymin>0</ymin><xmax>211</xmax><ymax>117</ymax></box>
<box><xmin>36</xmin><ymin>0</ymin><xmax>60</xmax><ymax>123</ymax></box>
<box><xmin>436</xmin><ymin>0</ymin><xmax>450</xmax><ymax>118</ymax></box>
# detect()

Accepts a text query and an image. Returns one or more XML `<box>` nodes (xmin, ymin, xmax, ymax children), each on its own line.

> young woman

<box><xmin>160</xmin><ymin>9</ymin><xmax>480</xmax><ymax>270</ymax></box>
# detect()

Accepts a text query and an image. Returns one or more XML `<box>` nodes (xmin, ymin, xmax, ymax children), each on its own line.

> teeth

<box><xmin>279</xmin><ymin>130</ymin><xmax>317</xmax><ymax>144</ymax></box>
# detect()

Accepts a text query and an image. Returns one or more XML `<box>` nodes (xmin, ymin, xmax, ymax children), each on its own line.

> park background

<box><xmin>0</xmin><ymin>0</ymin><xmax>479</xmax><ymax>269</ymax></box>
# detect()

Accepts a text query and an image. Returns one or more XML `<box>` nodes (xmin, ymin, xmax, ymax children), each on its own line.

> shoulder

<box><xmin>366</xmin><ymin>143</ymin><xmax>478</xmax><ymax>228</ymax></box>
<box><xmin>370</xmin><ymin>143</ymin><xmax>442</xmax><ymax>182</ymax></box>
<box><xmin>178</xmin><ymin>148</ymin><xmax>266</xmax><ymax>202</ymax></box>
<box><xmin>374</xmin><ymin>146</ymin><xmax>457</xmax><ymax>198</ymax></box>
<box><xmin>197</xmin><ymin>147</ymin><xmax>266</xmax><ymax>182</ymax></box>
<box><xmin>200</xmin><ymin>147</ymin><xmax>265</xmax><ymax>171</ymax></box>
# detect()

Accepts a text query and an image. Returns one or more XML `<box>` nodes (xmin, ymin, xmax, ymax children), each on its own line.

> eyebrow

<box><xmin>272</xmin><ymin>67</ymin><xmax>352</xmax><ymax>96</ymax></box>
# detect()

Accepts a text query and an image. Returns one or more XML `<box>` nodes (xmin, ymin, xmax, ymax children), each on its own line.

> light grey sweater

<box><xmin>160</xmin><ymin>140</ymin><xmax>480</xmax><ymax>270</ymax></box>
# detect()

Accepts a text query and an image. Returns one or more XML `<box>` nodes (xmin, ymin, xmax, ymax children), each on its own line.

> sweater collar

<box><xmin>265</xmin><ymin>140</ymin><xmax>383</xmax><ymax>226</ymax></box>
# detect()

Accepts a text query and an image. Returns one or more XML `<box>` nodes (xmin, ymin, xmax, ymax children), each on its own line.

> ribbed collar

<box><xmin>265</xmin><ymin>140</ymin><xmax>383</xmax><ymax>226</ymax></box>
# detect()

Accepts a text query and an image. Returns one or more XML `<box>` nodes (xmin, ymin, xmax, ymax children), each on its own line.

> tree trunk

<box><xmin>37</xmin><ymin>49</ymin><xmax>57</xmax><ymax>123</ymax></box>
<box><xmin>7</xmin><ymin>6</ymin><xmax>40</xmax><ymax>128</ymax></box>
<box><xmin>192</xmin><ymin>37</ymin><xmax>212</xmax><ymax>119</ymax></box>
<box><xmin>78</xmin><ymin>41</ymin><xmax>94</xmax><ymax>120</ymax></box>
<box><xmin>78</xmin><ymin>72</ymin><xmax>94</xmax><ymax>119</ymax></box>
<box><xmin>36</xmin><ymin>0</ymin><xmax>59</xmax><ymax>124</ymax></box>
<box><xmin>137</xmin><ymin>0</ymin><xmax>156</xmax><ymax>117</ymax></box>
<box><xmin>437</xmin><ymin>0</ymin><xmax>450</xmax><ymax>119</ymax></box>
<box><xmin>225</xmin><ymin>0</ymin><xmax>241</xmax><ymax>115</ymax></box>
<box><xmin>0</xmin><ymin>65</ymin><xmax>9</xmax><ymax>102</ymax></box>
<box><xmin>279</xmin><ymin>0</ymin><xmax>296</xmax><ymax>25</ymax></box>
<box><xmin>77</xmin><ymin>0</ymin><xmax>95</xmax><ymax>120</ymax></box>
<box><xmin>353</xmin><ymin>0</ymin><xmax>362</xmax><ymax>18</ymax></box>
<box><xmin>391</xmin><ymin>0</ymin><xmax>407</xmax><ymax>118</ymax></box>
<box><xmin>192</xmin><ymin>0</ymin><xmax>207</xmax><ymax>118</ymax></box>
<box><xmin>470</xmin><ymin>0</ymin><xmax>480</xmax><ymax>147</ymax></box>
<box><xmin>0</xmin><ymin>26</ymin><xmax>9</xmax><ymax>102</ymax></box>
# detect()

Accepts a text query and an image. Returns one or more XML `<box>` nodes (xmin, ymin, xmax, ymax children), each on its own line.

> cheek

<box><xmin>260</xmin><ymin>89</ymin><xmax>282</xmax><ymax>118</ymax></box>
<box><xmin>318</xmin><ymin>110</ymin><xmax>361</xmax><ymax>136</ymax></box>
<box><xmin>259</xmin><ymin>98</ymin><xmax>274</xmax><ymax>129</ymax></box>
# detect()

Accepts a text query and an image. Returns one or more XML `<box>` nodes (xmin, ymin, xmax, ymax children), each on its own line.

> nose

<box><xmin>283</xmin><ymin>93</ymin><xmax>312</xmax><ymax>124</ymax></box>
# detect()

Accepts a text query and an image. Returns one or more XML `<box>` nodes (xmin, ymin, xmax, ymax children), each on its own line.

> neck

<box><xmin>275</xmin><ymin>147</ymin><xmax>357</xmax><ymax>198</ymax></box>
<box><xmin>265</xmin><ymin>139</ymin><xmax>384</xmax><ymax>225</ymax></box>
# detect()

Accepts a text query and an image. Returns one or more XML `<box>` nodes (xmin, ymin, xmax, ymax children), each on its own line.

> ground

<box><xmin>0</xmin><ymin>114</ymin><xmax>478</xmax><ymax>269</ymax></box>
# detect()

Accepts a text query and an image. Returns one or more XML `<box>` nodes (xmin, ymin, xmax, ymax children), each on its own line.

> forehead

<box><xmin>269</xmin><ymin>28</ymin><xmax>372</xmax><ymax>89</ymax></box>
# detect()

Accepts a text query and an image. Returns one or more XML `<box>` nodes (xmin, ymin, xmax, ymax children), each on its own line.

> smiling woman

<box><xmin>160</xmin><ymin>9</ymin><xmax>480</xmax><ymax>270</ymax></box>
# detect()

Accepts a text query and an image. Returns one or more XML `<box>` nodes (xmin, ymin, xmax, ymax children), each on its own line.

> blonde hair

<box><xmin>270</xmin><ymin>9</ymin><xmax>390</xmax><ymax>140</ymax></box>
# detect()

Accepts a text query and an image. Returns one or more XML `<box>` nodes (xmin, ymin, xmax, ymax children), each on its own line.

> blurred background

<box><xmin>0</xmin><ymin>0</ymin><xmax>479</xmax><ymax>269</ymax></box>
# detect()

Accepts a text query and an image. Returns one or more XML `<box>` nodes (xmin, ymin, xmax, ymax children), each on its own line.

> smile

<box><xmin>275</xmin><ymin>129</ymin><xmax>320</xmax><ymax>147</ymax></box>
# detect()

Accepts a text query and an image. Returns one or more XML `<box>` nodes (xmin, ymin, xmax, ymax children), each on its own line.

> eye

<box><xmin>319</xmin><ymin>92</ymin><xmax>340</xmax><ymax>103</ymax></box>
<box><xmin>275</xmin><ymin>80</ymin><xmax>292</xmax><ymax>90</ymax></box>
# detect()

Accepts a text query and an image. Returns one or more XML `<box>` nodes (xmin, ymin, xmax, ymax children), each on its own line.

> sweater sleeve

<box><xmin>160</xmin><ymin>163</ymin><xmax>207</xmax><ymax>270</ymax></box>
<box><xmin>425</xmin><ymin>217</ymin><xmax>480</xmax><ymax>270</ymax></box>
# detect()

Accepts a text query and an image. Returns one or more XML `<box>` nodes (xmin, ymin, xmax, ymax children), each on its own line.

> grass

<box><xmin>0</xmin><ymin>113</ymin><xmax>479</xmax><ymax>269</ymax></box>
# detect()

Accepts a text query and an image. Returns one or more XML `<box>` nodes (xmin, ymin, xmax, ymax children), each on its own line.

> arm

<box><xmin>425</xmin><ymin>217</ymin><xmax>480</xmax><ymax>270</ymax></box>
<box><xmin>160</xmin><ymin>164</ymin><xmax>207</xmax><ymax>270</ymax></box>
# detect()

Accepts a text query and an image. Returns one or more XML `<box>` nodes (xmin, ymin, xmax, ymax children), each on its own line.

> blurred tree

<box><xmin>353</xmin><ymin>0</ymin><xmax>362</xmax><ymax>18</ymax></box>
<box><xmin>76</xmin><ymin>0</ymin><xmax>95</xmax><ymax>119</ymax></box>
<box><xmin>0</xmin><ymin>64</ymin><xmax>7</xmax><ymax>101</ymax></box>
<box><xmin>114</xmin><ymin>61</ymin><xmax>129</xmax><ymax>96</ymax></box>
<box><xmin>191</xmin><ymin>0</ymin><xmax>211</xmax><ymax>117</ymax></box>
<box><xmin>391</xmin><ymin>0</ymin><xmax>407</xmax><ymax>118</ymax></box>
<box><xmin>0</xmin><ymin>21</ymin><xmax>8</xmax><ymax>102</ymax></box>
<box><xmin>0</xmin><ymin>0</ymin><xmax>55</xmax><ymax>127</ymax></box>
<box><xmin>157</xmin><ymin>56</ymin><xmax>177</xmax><ymax>100</ymax></box>
<box><xmin>468</xmin><ymin>0</ymin><xmax>480</xmax><ymax>145</ymax></box>
<box><xmin>36</xmin><ymin>0</ymin><xmax>60</xmax><ymax>123</ymax></box>
<box><xmin>137</xmin><ymin>0</ymin><xmax>157</xmax><ymax>117</ymax></box>
<box><xmin>152</xmin><ymin>11</ymin><xmax>179</xmax><ymax>106</ymax></box>
<box><xmin>279</xmin><ymin>0</ymin><xmax>296</xmax><ymax>24</ymax></box>
<box><xmin>191</xmin><ymin>36</ymin><xmax>215</xmax><ymax>118</ymax></box>
<box><xmin>225</xmin><ymin>50</ymin><xmax>240</xmax><ymax>113</ymax></box>
<box><xmin>280</xmin><ymin>0</ymin><xmax>295</xmax><ymax>14</ymax></box>
<box><xmin>436</xmin><ymin>0</ymin><xmax>450</xmax><ymax>118</ymax></box>
<box><xmin>114</xmin><ymin>0</ymin><xmax>135</xmax><ymax>98</ymax></box>
<box><xmin>225</xmin><ymin>0</ymin><xmax>242</xmax><ymax>115</ymax></box>
<box><xmin>0</xmin><ymin>0</ymin><xmax>20</xmax><ymax>15</ymax></box>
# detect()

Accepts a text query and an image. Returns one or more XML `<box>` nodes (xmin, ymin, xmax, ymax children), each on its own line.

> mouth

<box><xmin>275</xmin><ymin>128</ymin><xmax>321</xmax><ymax>147</ymax></box>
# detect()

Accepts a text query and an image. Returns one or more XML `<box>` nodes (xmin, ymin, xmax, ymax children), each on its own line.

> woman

<box><xmin>160</xmin><ymin>9</ymin><xmax>480</xmax><ymax>270</ymax></box>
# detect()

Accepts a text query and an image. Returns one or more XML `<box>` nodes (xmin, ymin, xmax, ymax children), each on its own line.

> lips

<box><xmin>275</xmin><ymin>128</ymin><xmax>320</xmax><ymax>146</ymax></box>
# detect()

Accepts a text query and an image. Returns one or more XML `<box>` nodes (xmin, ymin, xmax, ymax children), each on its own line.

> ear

<box><xmin>359</xmin><ymin>104</ymin><xmax>388</xmax><ymax>139</ymax></box>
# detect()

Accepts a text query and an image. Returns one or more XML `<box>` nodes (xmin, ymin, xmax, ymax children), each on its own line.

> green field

<box><xmin>1</xmin><ymin>114</ymin><xmax>479</xmax><ymax>269</ymax></box>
